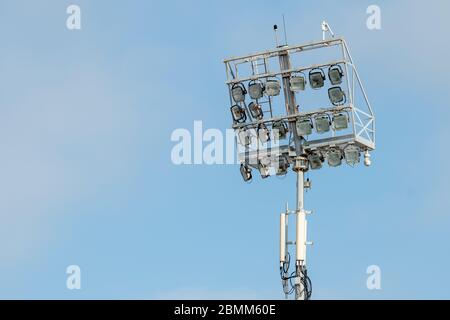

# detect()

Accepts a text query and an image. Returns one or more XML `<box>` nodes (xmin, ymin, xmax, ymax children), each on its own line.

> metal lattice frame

<box><xmin>224</xmin><ymin>37</ymin><xmax>375</xmax><ymax>166</ymax></box>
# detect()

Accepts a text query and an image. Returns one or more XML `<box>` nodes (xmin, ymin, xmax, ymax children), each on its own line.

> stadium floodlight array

<box><xmin>229</xmin><ymin>64</ymin><xmax>348</xmax><ymax>121</ymax></box>
<box><xmin>223</xmin><ymin>21</ymin><xmax>375</xmax><ymax>300</ymax></box>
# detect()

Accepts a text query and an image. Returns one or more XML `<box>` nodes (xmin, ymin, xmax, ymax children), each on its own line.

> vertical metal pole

<box><xmin>279</xmin><ymin>45</ymin><xmax>308</xmax><ymax>301</ymax></box>
<box><xmin>296</xmin><ymin>172</ymin><xmax>304</xmax><ymax>218</ymax></box>
<box><xmin>285</xmin><ymin>211</ymin><xmax>289</xmax><ymax>300</ymax></box>
<box><xmin>283</xmin><ymin>203</ymin><xmax>289</xmax><ymax>300</ymax></box>
<box><xmin>282</xmin><ymin>14</ymin><xmax>288</xmax><ymax>46</ymax></box>
<box><xmin>279</xmin><ymin>51</ymin><xmax>303</xmax><ymax>156</ymax></box>
<box><xmin>295</xmin><ymin>170</ymin><xmax>306</xmax><ymax>300</ymax></box>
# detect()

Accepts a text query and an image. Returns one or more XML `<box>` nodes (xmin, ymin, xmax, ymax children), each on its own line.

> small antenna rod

<box><xmin>282</xmin><ymin>14</ymin><xmax>288</xmax><ymax>46</ymax></box>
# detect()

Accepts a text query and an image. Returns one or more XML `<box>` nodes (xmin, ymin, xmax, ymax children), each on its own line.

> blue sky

<box><xmin>0</xmin><ymin>0</ymin><xmax>449</xmax><ymax>299</ymax></box>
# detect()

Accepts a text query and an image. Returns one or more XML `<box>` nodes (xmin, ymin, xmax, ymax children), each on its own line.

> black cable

<box><xmin>299</xmin><ymin>268</ymin><xmax>312</xmax><ymax>300</ymax></box>
<box><xmin>280</xmin><ymin>253</ymin><xmax>314</xmax><ymax>298</ymax></box>
<box><xmin>280</xmin><ymin>252</ymin><xmax>298</xmax><ymax>296</ymax></box>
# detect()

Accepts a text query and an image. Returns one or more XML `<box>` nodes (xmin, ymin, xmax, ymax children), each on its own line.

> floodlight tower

<box><xmin>223</xmin><ymin>21</ymin><xmax>375</xmax><ymax>300</ymax></box>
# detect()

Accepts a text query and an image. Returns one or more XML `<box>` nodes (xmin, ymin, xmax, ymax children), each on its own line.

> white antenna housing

<box><xmin>280</xmin><ymin>213</ymin><xmax>286</xmax><ymax>264</ymax></box>
<box><xmin>296</xmin><ymin>210</ymin><xmax>307</xmax><ymax>262</ymax></box>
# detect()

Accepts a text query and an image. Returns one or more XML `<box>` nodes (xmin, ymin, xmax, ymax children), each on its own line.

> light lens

<box><xmin>248</xmin><ymin>82</ymin><xmax>264</xmax><ymax>100</ymax></box>
<box><xmin>238</xmin><ymin>129</ymin><xmax>251</xmax><ymax>146</ymax></box>
<box><xmin>231</xmin><ymin>84</ymin><xmax>246</xmax><ymax>103</ymax></box>
<box><xmin>272</xmin><ymin>121</ymin><xmax>288</xmax><ymax>140</ymax></box>
<box><xmin>344</xmin><ymin>145</ymin><xmax>360</xmax><ymax>166</ymax></box>
<box><xmin>276</xmin><ymin>156</ymin><xmax>290</xmax><ymax>176</ymax></box>
<box><xmin>258</xmin><ymin>125</ymin><xmax>270</xmax><ymax>143</ymax></box>
<box><xmin>230</xmin><ymin>105</ymin><xmax>246</xmax><ymax>123</ymax></box>
<box><xmin>309</xmin><ymin>70</ymin><xmax>325</xmax><ymax>89</ymax></box>
<box><xmin>328</xmin><ymin>66</ymin><xmax>343</xmax><ymax>85</ymax></box>
<box><xmin>333</xmin><ymin>113</ymin><xmax>349</xmax><ymax>130</ymax></box>
<box><xmin>308</xmin><ymin>152</ymin><xmax>323</xmax><ymax>170</ymax></box>
<box><xmin>249</xmin><ymin>102</ymin><xmax>263</xmax><ymax>120</ymax></box>
<box><xmin>314</xmin><ymin>115</ymin><xmax>331</xmax><ymax>134</ymax></box>
<box><xmin>327</xmin><ymin>149</ymin><xmax>342</xmax><ymax>167</ymax></box>
<box><xmin>290</xmin><ymin>76</ymin><xmax>306</xmax><ymax>91</ymax></box>
<box><xmin>259</xmin><ymin>163</ymin><xmax>270</xmax><ymax>179</ymax></box>
<box><xmin>328</xmin><ymin>87</ymin><xmax>345</xmax><ymax>105</ymax></box>
<box><xmin>296</xmin><ymin>118</ymin><xmax>313</xmax><ymax>136</ymax></box>
<box><xmin>240</xmin><ymin>164</ymin><xmax>252</xmax><ymax>182</ymax></box>
<box><xmin>265</xmin><ymin>80</ymin><xmax>281</xmax><ymax>96</ymax></box>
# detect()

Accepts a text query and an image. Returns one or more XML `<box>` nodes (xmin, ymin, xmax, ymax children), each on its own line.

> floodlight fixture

<box><xmin>309</xmin><ymin>68</ymin><xmax>326</xmax><ymax>89</ymax></box>
<box><xmin>265</xmin><ymin>79</ymin><xmax>281</xmax><ymax>96</ymax></box>
<box><xmin>328</xmin><ymin>86</ymin><xmax>346</xmax><ymax>106</ymax></box>
<box><xmin>240</xmin><ymin>164</ymin><xmax>252</xmax><ymax>182</ymax></box>
<box><xmin>308</xmin><ymin>152</ymin><xmax>323</xmax><ymax>170</ymax></box>
<box><xmin>344</xmin><ymin>145</ymin><xmax>360</xmax><ymax>166</ymax></box>
<box><xmin>272</xmin><ymin>120</ymin><xmax>288</xmax><ymax>140</ymax></box>
<box><xmin>258</xmin><ymin>161</ymin><xmax>270</xmax><ymax>179</ymax></box>
<box><xmin>231</xmin><ymin>83</ymin><xmax>247</xmax><ymax>103</ymax></box>
<box><xmin>328</xmin><ymin>65</ymin><xmax>344</xmax><ymax>85</ymax></box>
<box><xmin>327</xmin><ymin>148</ymin><xmax>343</xmax><ymax>167</ymax></box>
<box><xmin>237</xmin><ymin>129</ymin><xmax>252</xmax><ymax>146</ymax></box>
<box><xmin>248</xmin><ymin>80</ymin><xmax>265</xmax><ymax>100</ymax></box>
<box><xmin>230</xmin><ymin>105</ymin><xmax>247</xmax><ymax>123</ymax></box>
<box><xmin>249</xmin><ymin>102</ymin><xmax>264</xmax><ymax>120</ymax></box>
<box><xmin>314</xmin><ymin>114</ymin><xmax>331</xmax><ymax>134</ymax></box>
<box><xmin>258</xmin><ymin>124</ymin><xmax>270</xmax><ymax>143</ymax></box>
<box><xmin>290</xmin><ymin>73</ymin><xmax>306</xmax><ymax>92</ymax></box>
<box><xmin>332</xmin><ymin>112</ymin><xmax>349</xmax><ymax>131</ymax></box>
<box><xmin>276</xmin><ymin>155</ymin><xmax>290</xmax><ymax>176</ymax></box>
<box><xmin>296</xmin><ymin>117</ymin><xmax>313</xmax><ymax>136</ymax></box>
